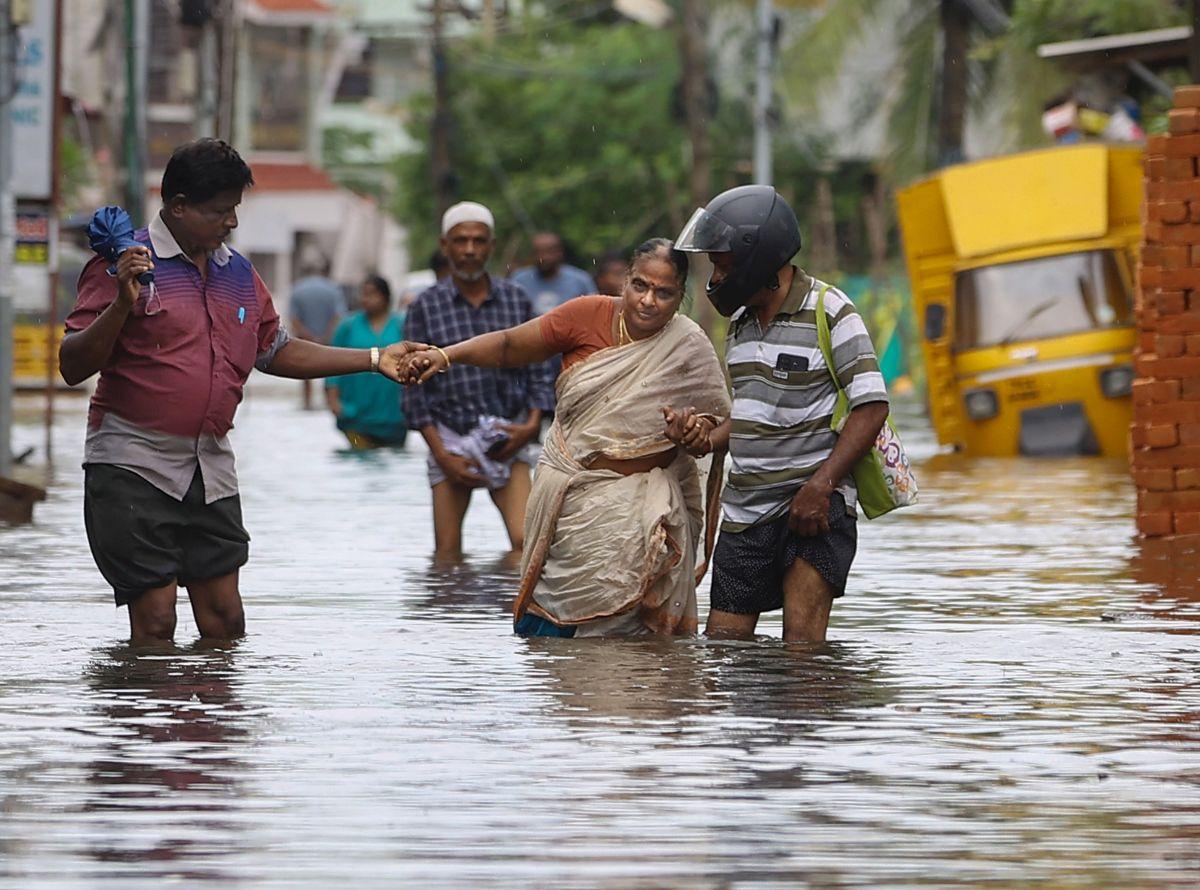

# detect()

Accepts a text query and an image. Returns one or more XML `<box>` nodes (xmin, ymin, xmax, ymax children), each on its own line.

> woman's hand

<box><xmin>403</xmin><ymin>346</ymin><xmax>449</xmax><ymax>384</ymax></box>
<box><xmin>662</xmin><ymin>406</ymin><xmax>713</xmax><ymax>457</ymax></box>
<box><xmin>378</xmin><ymin>341</ymin><xmax>428</xmax><ymax>384</ymax></box>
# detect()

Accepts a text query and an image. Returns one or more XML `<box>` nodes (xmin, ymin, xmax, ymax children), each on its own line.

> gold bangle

<box><xmin>433</xmin><ymin>345</ymin><xmax>451</xmax><ymax>371</ymax></box>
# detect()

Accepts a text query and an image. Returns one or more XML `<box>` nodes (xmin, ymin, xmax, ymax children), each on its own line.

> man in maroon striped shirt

<box><xmin>60</xmin><ymin>139</ymin><xmax>416</xmax><ymax>645</ymax></box>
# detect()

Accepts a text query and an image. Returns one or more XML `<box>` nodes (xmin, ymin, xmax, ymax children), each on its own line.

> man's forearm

<box><xmin>265</xmin><ymin>338</ymin><xmax>371</xmax><ymax>379</ymax></box>
<box><xmin>708</xmin><ymin>418</ymin><xmax>732</xmax><ymax>452</ymax></box>
<box><xmin>419</xmin><ymin>424</ymin><xmax>447</xmax><ymax>461</ymax></box>
<box><xmin>59</xmin><ymin>298</ymin><xmax>134</xmax><ymax>385</ymax></box>
<box><xmin>808</xmin><ymin>401</ymin><xmax>889</xmax><ymax>491</ymax></box>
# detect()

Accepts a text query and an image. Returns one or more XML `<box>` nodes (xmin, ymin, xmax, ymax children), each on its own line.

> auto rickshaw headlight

<box><xmin>963</xmin><ymin>388</ymin><xmax>999</xmax><ymax>420</ymax></box>
<box><xmin>1100</xmin><ymin>364</ymin><xmax>1134</xmax><ymax>399</ymax></box>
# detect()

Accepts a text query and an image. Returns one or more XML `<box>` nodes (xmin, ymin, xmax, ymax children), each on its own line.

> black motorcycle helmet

<box><xmin>674</xmin><ymin>185</ymin><xmax>802</xmax><ymax>317</ymax></box>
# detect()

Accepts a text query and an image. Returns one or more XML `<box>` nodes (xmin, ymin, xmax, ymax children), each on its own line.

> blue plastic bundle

<box><xmin>87</xmin><ymin>205</ymin><xmax>154</xmax><ymax>285</ymax></box>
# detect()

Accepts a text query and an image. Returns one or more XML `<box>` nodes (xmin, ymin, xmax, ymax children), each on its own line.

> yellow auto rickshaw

<box><xmin>897</xmin><ymin>144</ymin><xmax>1141</xmax><ymax>457</ymax></box>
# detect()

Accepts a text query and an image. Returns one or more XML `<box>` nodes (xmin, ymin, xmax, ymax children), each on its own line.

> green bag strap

<box><xmin>814</xmin><ymin>285</ymin><xmax>850</xmax><ymax>429</ymax></box>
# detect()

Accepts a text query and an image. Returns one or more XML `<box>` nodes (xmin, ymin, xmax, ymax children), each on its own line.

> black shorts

<box><xmin>83</xmin><ymin>464</ymin><xmax>250</xmax><ymax>606</ymax></box>
<box><xmin>709</xmin><ymin>492</ymin><xmax>857</xmax><ymax>615</ymax></box>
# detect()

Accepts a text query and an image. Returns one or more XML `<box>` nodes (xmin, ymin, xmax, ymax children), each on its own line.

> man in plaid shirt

<box><xmin>404</xmin><ymin>202</ymin><xmax>556</xmax><ymax>561</ymax></box>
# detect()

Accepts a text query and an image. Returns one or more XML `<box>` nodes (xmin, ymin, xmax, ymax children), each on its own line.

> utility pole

<box><xmin>752</xmin><ymin>0</ymin><xmax>774</xmax><ymax>185</ymax></box>
<box><xmin>935</xmin><ymin>0</ymin><xmax>970</xmax><ymax>168</ymax></box>
<box><xmin>430</xmin><ymin>0</ymin><xmax>455</xmax><ymax>224</ymax></box>
<box><xmin>677</xmin><ymin>0</ymin><xmax>715</xmax><ymax>333</ymax></box>
<box><xmin>190</xmin><ymin>0</ymin><xmax>220</xmax><ymax>137</ymax></box>
<box><xmin>0</xmin><ymin>0</ymin><xmax>16</xmax><ymax>478</ymax></box>
<box><xmin>123</xmin><ymin>0</ymin><xmax>148</xmax><ymax>224</ymax></box>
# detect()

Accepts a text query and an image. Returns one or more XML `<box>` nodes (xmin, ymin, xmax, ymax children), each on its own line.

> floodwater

<box><xmin>2</xmin><ymin>381</ymin><xmax>1199</xmax><ymax>888</ymax></box>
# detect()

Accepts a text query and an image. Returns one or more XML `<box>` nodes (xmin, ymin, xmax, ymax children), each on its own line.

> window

<box><xmin>954</xmin><ymin>250</ymin><xmax>1130</xmax><ymax>350</ymax></box>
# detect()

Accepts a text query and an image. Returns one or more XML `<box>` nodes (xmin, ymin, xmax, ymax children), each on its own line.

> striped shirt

<box><xmin>722</xmin><ymin>273</ymin><xmax>889</xmax><ymax>532</ymax></box>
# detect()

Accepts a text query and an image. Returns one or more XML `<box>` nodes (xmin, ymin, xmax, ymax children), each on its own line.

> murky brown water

<box><xmin>2</xmin><ymin>383</ymin><xmax>1199</xmax><ymax>887</ymax></box>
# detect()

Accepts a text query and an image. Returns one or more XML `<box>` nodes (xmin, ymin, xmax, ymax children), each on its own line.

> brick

<box><xmin>1175</xmin><ymin>85</ymin><xmax>1200</xmax><ymax>107</ymax></box>
<box><xmin>1170</xmin><ymin>108</ymin><xmax>1200</xmax><ymax>135</ymax></box>
<box><xmin>1178</xmin><ymin>468</ymin><xmax>1200</xmax><ymax>489</ymax></box>
<box><xmin>1146</xmin><ymin>180</ymin><xmax>1200</xmax><ymax>201</ymax></box>
<box><xmin>1131</xmin><ymin>423</ymin><xmax>1148</xmax><ymax>447</ymax></box>
<box><xmin>1146</xmin><ymin>155</ymin><xmax>1167</xmax><ymax>181</ymax></box>
<box><xmin>1153</xmin><ymin>380</ymin><xmax>1182</xmax><ymax>403</ymax></box>
<box><xmin>1156</xmin><ymin>271</ymin><xmax>1200</xmax><ymax>292</ymax></box>
<box><xmin>1189</xmin><ymin>203</ymin><xmax>1200</xmax><ymax>225</ymax></box>
<box><xmin>1157</xmin><ymin>289</ymin><xmax>1189</xmax><ymax>314</ymax></box>
<box><xmin>1167</xmin><ymin>157</ymin><xmax>1197</xmax><ymax>180</ymax></box>
<box><xmin>1184</xmin><ymin>378</ymin><xmax>1200</xmax><ymax>401</ymax></box>
<box><xmin>1134</xmin><ymin>467</ymin><xmax>1177</xmax><ymax>491</ymax></box>
<box><xmin>1181</xmin><ymin>423</ymin><xmax>1200</xmax><ymax>444</ymax></box>
<box><xmin>1139</xmin><ymin>401</ymin><xmax>1200</xmax><ymax>424</ymax></box>
<box><xmin>1138</xmin><ymin>333</ymin><xmax>1157</xmax><ymax>354</ymax></box>
<box><xmin>1144</xmin><ymin>357</ymin><xmax>1200</xmax><ymax>380</ymax></box>
<box><xmin>1132</xmin><ymin>445</ymin><xmax>1200</xmax><ymax>467</ymax></box>
<box><xmin>1154</xmin><ymin>224</ymin><xmax>1200</xmax><ymax>244</ymax></box>
<box><xmin>1187</xmin><ymin>334</ymin><xmax>1200</xmax><ymax>355</ymax></box>
<box><xmin>1176</xmin><ymin>512</ymin><xmax>1200</xmax><ymax>535</ymax></box>
<box><xmin>1144</xmin><ymin>490</ymin><xmax>1200</xmax><ymax>511</ymax></box>
<box><xmin>1148</xmin><ymin>135</ymin><xmax>1171</xmax><ymax>154</ymax></box>
<box><xmin>1154</xmin><ymin>201</ymin><xmax>1191</xmax><ymax>224</ymax></box>
<box><xmin>1158</xmin><ymin>333</ymin><xmax>1186</xmax><ymax>357</ymax></box>
<box><xmin>1158</xmin><ymin>311</ymin><xmax>1200</xmax><ymax>334</ymax></box>
<box><xmin>1161</xmin><ymin>134</ymin><xmax>1200</xmax><ymax>156</ymax></box>
<box><xmin>1146</xmin><ymin>424</ymin><xmax>1180</xmax><ymax>448</ymax></box>
<box><xmin>1132</xmin><ymin>379</ymin><xmax>1156</xmax><ymax>405</ymax></box>
<box><xmin>1141</xmin><ymin>265</ymin><xmax>1164</xmax><ymax>288</ymax></box>
<box><xmin>1138</xmin><ymin>511</ymin><xmax>1174</xmax><ymax>536</ymax></box>
<box><xmin>1146</xmin><ymin>245</ymin><xmax>1191</xmax><ymax>266</ymax></box>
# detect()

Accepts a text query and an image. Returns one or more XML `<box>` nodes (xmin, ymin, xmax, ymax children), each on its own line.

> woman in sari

<box><xmin>404</xmin><ymin>238</ymin><xmax>731</xmax><ymax>637</ymax></box>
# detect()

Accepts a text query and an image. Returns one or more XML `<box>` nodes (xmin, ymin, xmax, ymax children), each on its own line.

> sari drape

<box><xmin>515</xmin><ymin>315</ymin><xmax>732</xmax><ymax>636</ymax></box>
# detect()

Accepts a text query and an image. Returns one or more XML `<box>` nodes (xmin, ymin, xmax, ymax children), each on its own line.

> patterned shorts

<box><xmin>709</xmin><ymin>492</ymin><xmax>857</xmax><ymax>615</ymax></box>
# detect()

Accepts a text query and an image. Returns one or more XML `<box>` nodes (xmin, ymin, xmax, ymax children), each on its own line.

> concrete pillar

<box><xmin>1133</xmin><ymin>85</ymin><xmax>1200</xmax><ymax>537</ymax></box>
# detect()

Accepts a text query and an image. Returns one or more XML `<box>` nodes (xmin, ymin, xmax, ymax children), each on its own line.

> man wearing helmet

<box><xmin>671</xmin><ymin>185</ymin><xmax>890</xmax><ymax>642</ymax></box>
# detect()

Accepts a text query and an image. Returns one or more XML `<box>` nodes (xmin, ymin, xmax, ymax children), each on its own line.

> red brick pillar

<box><xmin>1135</xmin><ymin>86</ymin><xmax>1200</xmax><ymax>538</ymax></box>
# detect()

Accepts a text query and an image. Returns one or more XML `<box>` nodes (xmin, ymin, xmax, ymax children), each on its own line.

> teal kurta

<box><xmin>326</xmin><ymin>312</ymin><xmax>406</xmax><ymax>441</ymax></box>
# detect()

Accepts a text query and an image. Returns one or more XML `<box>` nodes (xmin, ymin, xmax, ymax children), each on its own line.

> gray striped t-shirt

<box><xmin>722</xmin><ymin>273</ymin><xmax>889</xmax><ymax>532</ymax></box>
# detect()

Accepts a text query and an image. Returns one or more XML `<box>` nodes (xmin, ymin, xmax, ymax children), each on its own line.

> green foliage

<box><xmin>394</xmin><ymin>19</ymin><xmax>703</xmax><ymax>267</ymax></box>
<box><xmin>59</xmin><ymin>134</ymin><xmax>93</xmax><ymax>215</ymax></box>
<box><xmin>1004</xmin><ymin>0</ymin><xmax>1185</xmax><ymax>51</ymax></box>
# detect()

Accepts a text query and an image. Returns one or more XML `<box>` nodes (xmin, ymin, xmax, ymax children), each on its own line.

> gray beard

<box><xmin>451</xmin><ymin>263</ymin><xmax>486</xmax><ymax>283</ymax></box>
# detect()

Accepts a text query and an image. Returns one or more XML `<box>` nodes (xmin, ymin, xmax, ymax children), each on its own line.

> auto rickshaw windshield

<box><xmin>953</xmin><ymin>250</ymin><xmax>1131</xmax><ymax>350</ymax></box>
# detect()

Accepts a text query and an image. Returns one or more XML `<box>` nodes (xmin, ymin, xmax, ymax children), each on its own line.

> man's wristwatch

<box><xmin>370</xmin><ymin>346</ymin><xmax>381</xmax><ymax>373</ymax></box>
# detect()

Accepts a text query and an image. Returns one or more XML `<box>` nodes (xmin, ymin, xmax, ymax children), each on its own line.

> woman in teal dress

<box><xmin>325</xmin><ymin>276</ymin><xmax>407</xmax><ymax>448</ymax></box>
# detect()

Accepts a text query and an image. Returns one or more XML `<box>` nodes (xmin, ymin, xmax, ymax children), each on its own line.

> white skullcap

<box><xmin>441</xmin><ymin>201</ymin><xmax>494</xmax><ymax>236</ymax></box>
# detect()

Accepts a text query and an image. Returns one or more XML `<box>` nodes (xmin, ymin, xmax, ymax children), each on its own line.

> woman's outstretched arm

<box><xmin>407</xmin><ymin>318</ymin><xmax>555</xmax><ymax>382</ymax></box>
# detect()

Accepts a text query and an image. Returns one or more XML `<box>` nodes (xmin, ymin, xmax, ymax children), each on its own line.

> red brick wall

<box><xmin>1135</xmin><ymin>86</ymin><xmax>1200</xmax><ymax>538</ymax></box>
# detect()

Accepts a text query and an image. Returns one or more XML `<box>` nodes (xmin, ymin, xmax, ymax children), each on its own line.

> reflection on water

<box><xmin>81</xmin><ymin>644</ymin><xmax>253</xmax><ymax>878</ymax></box>
<box><xmin>2</xmin><ymin>387</ymin><xmax>1199</xmax><ymax>886</ymax></box>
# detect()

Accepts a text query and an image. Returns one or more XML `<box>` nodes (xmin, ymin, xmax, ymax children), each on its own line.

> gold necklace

<box><xmin>618</xmin><ymin>310</ymin><xmax>632</xmax><ymax>345</ymax></box>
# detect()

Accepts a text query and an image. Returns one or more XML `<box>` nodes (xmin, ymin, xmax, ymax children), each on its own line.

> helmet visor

<box><xmin>675</xmin><ymin>207</ymin><xmax>736</xmax><ymax>253</ymax></box>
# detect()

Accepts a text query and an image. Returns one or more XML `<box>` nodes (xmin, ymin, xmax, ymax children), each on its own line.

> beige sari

<box><xmin>515</xmin><ymin>314</ymin><xmax>732</xmax><ymax>637</ymax></box>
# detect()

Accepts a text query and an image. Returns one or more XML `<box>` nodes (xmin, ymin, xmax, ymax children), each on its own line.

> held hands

<box><xmin>662</xmin><ymin>406</ymin><xmax>713</xmax><ymax>457</ymax></box>
<box><xmin>115</xmin><ymin>247</ymin><xmax>154</xmax><ymax>307</ymax></box>
<box><xmin>398</xmin><ymin>346</ymin><xmax>449</xmax><ymax>385</ymax></box>
<box><xmin>376</xmin><ymin>341</ymin><xmax>430</xmax><ymax>384</ymax></box>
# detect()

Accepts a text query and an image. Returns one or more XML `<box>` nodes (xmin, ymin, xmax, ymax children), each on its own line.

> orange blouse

<box><xmin>537</xmin><ymin>295</ymin><xmax>618</xmax><ymax>372</ymax></box>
